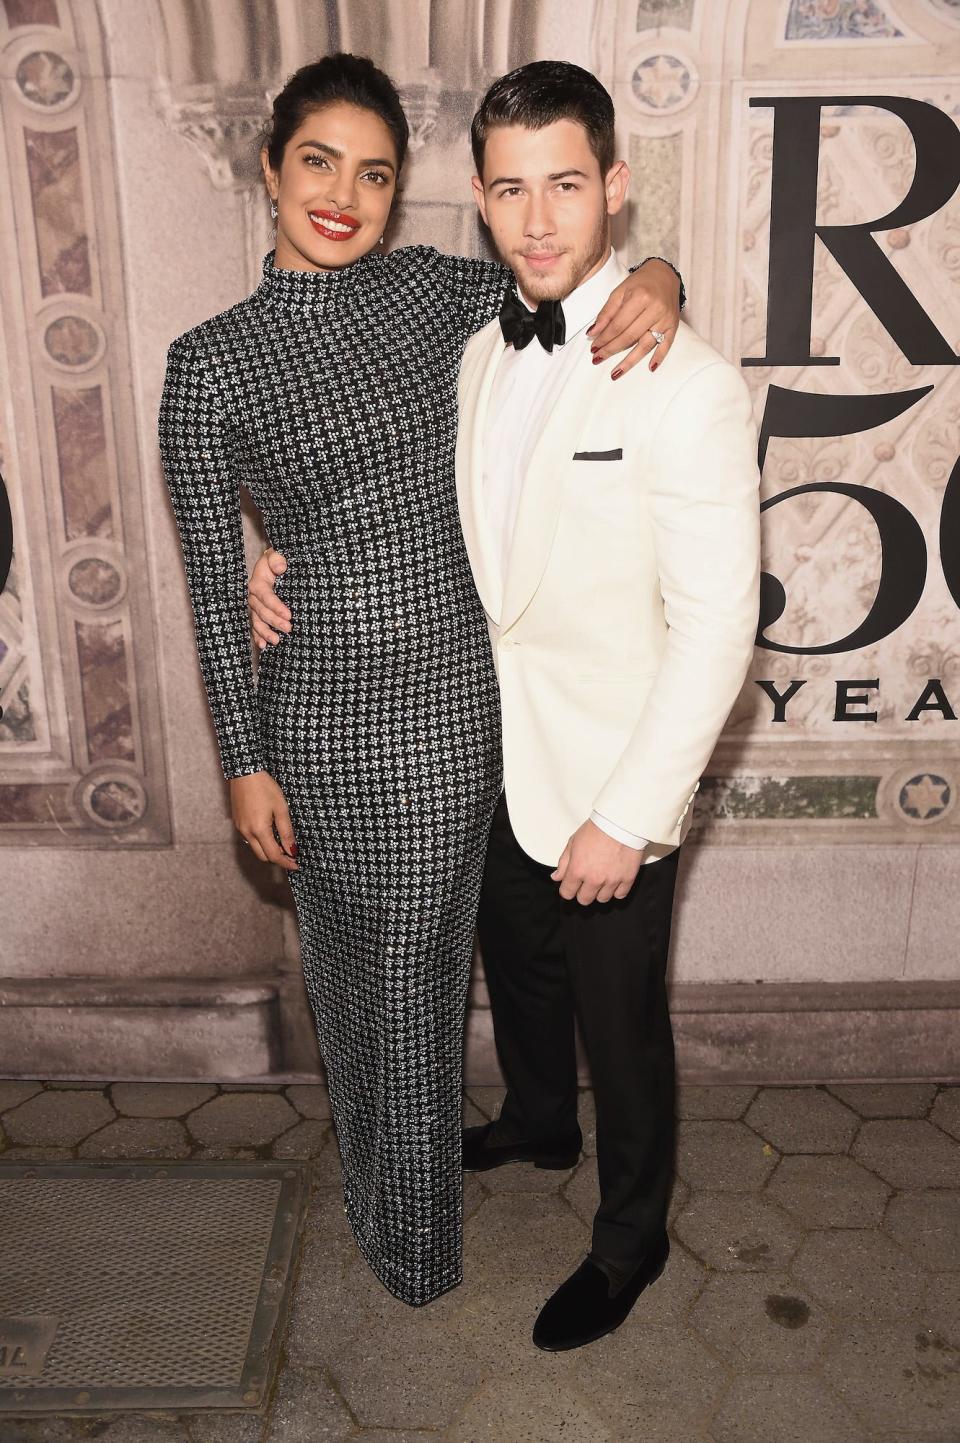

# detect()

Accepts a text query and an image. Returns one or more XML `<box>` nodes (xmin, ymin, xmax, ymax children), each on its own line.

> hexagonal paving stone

<box><xmin>1</xmin><ymin>1146</ymin><xmax>73</xmax><ymax>1160</ymax></box>
<box><xmin>710</xmin><ymin>1374</ymin><xmax>868</xmax><ymax>1443</ymax></box>
<box><xmin>2</xmin><ymin>1088</ymin><xmax>115</xmax><ymax>1146</ymax></box>
<box><xmin>931</xmin><ymin>1087</ymin><xmax>960</xmax><ymax>1142</ymax></box>
<box><xmin>561</xmin><ymin>1317</ymin><xmax>728</xmax><ymax>1441</ymax></box>
<box><xmin>284</xmin><ymin>1084</ymin><xmax>331</xmax><ymax>1120</ymax></box>
<box><xmin>265</xmin><ymin>1362</ymin><xmax>353</xmax><ymax>1442</ymax></box>
<box><xmin>186</xmin><ymin>1413</ymin><xmax>264</xmax><ymax>1443</ymax></box>
<box><xmin>690</xmin><ymin>1269</ymin><xmax>832</xmax><ymax>1370</ymax></box>
<box><xmin>109</xmin><ymin>1082</ymin><xmax>217</xmax><ymax>1117</ymax></box>
<box><xmin>454</xmin><ymin>1192</ymin><xmax>589</xmax><ymax>1369</ymax></box>
<box><xmin>766</xmin><ymin>1153</ymin><xmax>890</xmax><ymax>1229</ymax></box>
<box><xmin>821</xmin><ymin>1317</ymin><xmax>960</xmax><ymax>1435</ymax></box>
<box><xmin>77</xmin><ymin>1117</ymin><xmax>191</xmax><ymax>1159</ymax></box>
<box><xmin>463</xmin><ymin>1085</ymin><xmax>505</xmax><ymax>1119</ymax></box>
<box><xmin>447</xmin><ymin>1370</ymin><xmax>616</xmax><ymax>1442</ymax></box>
<box><xmin>923</xmin><ymin>1271</ymin><xmax>960</xmax><ymax>1338</ymax></box>
<box><xmin>0</xmin><ymin>1081</ymin><xmax>43</xmax><ymax>1112</ymax></box>
<box><xmin>676</xmin><ymin>1084</ymin><xmax>757</xmax><ymax>1120</ymax></box>
<box><xmin>480</xmin><ymin>1150</ymin><xmax>577</xmax><ymax>1193</ymax></box>
<box><xmin>672</xmin><ymin>1191</ymin><xmax>802</xmax><ymax>1271</ymax></box>
<box><xmin>792</xmin><ymin>1228</ymin><xmax>927</xmax><ymax>1321</ymax></box>
<box><xmin>350</xmin><ymin>1434</ymin><xmax>438</xmax><ymax>1443</ymax></box>
<box><xmin>853</xmin><ymin>1119</ymin><xmax>960</xmax><ymax>1188</ymax></box>
<box><xmin>327</xmin><ymin>1287</ymin><xmax>486</xmax><ymax>1429</ymax></box>
<box><xmin>745</xmin><ymin>1086</ymin><xmax>858</xmax><ymax>1154</ymax></box>
<box><xmin>676</xmin><ymin>1119</ymin><xmax>779</xmax><ymax>1190</ymax></box>
<box><xmin>285</xmin><ymin>1194</ymin><xmax>377</xmax><ymax>1368</ymax></box>
<box><xmin>462</xmin><ymin>1094</ymin><xmax>487</xmax><ymax>1128</ymax></box>
<box><xmin>578</xmin><ymin>1087</ymin><xmax>597</xmax><ymax>1155</ymax></box>
<box><xmin>270</xmin><ymin>1119</ymin><xmax>331</xmax><ymax>1159</ymax></box>
<box><xmin>0</xmin><ymin>1415</ymin><xmax>80</xmax><ymax>1442</ymax></box>
<box><xmin>828</xmin><ymin>1082</ymin><xmax>937</xmax><ymax>1118</ymax></box>
<box><xmin>562</xmin><ymin>1156</ymin><xmax>599</xmax><ymax>1226</ymax></box>
<box><xmin>187</xmin><ymin>1091</ymin><xmax>298</xmax><ymax>1146</ymax></box>
<box><xmin>885</xmin><ymin>1190</ymin><xmax>960</xmax><ymax>1272</ymax></box>
<box><xmin>72</xmin><ymin>1418</ymin><xmax>192</xmax><ymax>1443</ymax></box>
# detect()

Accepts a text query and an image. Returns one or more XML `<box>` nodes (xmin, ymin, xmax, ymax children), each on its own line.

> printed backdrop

<box><xmin>0</xmin><ymin>0</ymin><xmax>957</xmax><ymax>1079</ymax></box>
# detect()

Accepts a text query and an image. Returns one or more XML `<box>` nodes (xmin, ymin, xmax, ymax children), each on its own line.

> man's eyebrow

<box><xmin>296</xmin><ymin>140</ymin><xmax>395</xmax><ymax>170</ymax></box>
<box><xmin>488</xmin><ymin>168</ymin><xmax>589</xmax><ymax>186</ymax></box>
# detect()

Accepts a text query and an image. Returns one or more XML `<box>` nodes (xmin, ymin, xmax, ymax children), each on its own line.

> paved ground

<box><xmin>0</xmin><ymin>1079</ymin><xmax>958</xmax><ymax>1443</ymax></box>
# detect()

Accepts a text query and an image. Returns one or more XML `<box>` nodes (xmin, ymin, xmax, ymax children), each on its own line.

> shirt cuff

<box><xmin>590</xmin><ymin>810</ymin><xmax>648</xmax><ymax>851</ymax></box>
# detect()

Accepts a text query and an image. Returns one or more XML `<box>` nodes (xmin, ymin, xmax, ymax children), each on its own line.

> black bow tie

<box><xmin>498</xmin><ymin>289</ymin><xmax>566</xmax><ymax>353</ymax></box>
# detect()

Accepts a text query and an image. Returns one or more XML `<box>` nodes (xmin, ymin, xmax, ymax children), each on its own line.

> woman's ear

<box><xmin>260</xmin><ymin>145</ymin><xmax>278</xmax><ymax>203</ymax></box>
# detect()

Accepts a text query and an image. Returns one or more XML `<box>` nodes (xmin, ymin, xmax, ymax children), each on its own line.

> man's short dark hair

<box><xmin>471</xmin><ymin>60</ymin><xmax>616</xmax><ymax>179</ymax></box>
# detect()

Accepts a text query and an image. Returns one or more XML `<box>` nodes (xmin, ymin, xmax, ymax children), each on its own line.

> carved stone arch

<box><xmin>0</xmin><ymin>0</ymin><xmax>171</xmax><ymax>844</ymax></box>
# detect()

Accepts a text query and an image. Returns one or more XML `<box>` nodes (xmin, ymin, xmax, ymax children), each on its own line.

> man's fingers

<box><xmin>594</xmin><ymin>882</ymin><xmax>617</xmax><ymax>904</ymax></box>
<box><xmin>576</xmin><ymin>881</ymin><xmax>600</xmax><ymax>907</ymax></box>
<box><xmin>550</xmin><ymin>844</ymin><xmax>572</xmax><ymax>882</ymax></box>
<box><xmin>250</xmin><ymin>592</ymin><xmax>291</xmax><ymax>630</ymax></box>
<box><xmin>557</xmin><ymin>872</ymin><xmax>581</xmax><ymax>901</ymax></box>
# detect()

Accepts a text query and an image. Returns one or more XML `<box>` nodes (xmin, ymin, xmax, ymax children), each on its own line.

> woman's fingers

<box><xmin>252</xmin><ymin>824</ymin><xmax>299</xmax><ymax>871</ymax></box>
<box><xmin>274</xmin><ymin>803</ymin><xmax>299</xmax><ymax>867</ymax></box>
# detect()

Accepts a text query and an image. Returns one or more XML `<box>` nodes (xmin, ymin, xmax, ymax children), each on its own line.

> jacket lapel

<box><xmin>499</xmin><ymin>343</ymin><xmax>609</xmax><ymax>634</ymax></box>
<box><xmin>499</xmin><ymin>254</ymin><xmax>632</xmax><ymax>634</ymax></box>
<box><xmin>455</xmin><ymin>323</ymin><xmax>506</xmax><ymax>624</ymax></box>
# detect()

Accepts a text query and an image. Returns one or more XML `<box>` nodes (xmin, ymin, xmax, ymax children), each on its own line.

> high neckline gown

<box><xmin>158</xmin><ymin>244</ymin><xmax>511</xmax><ymax>1304</ymax></box>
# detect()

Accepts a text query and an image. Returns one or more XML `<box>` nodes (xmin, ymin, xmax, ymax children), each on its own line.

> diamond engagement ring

<box><xmin>650</xmin><ymin>328</ymin><xmax>666</xmax><ymax>345</ymax></box>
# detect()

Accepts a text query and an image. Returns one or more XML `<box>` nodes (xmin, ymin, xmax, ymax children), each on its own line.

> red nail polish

<box><xmin>651</xmin><ymin>360</ymin><xmax>659</xmax><ymax>372</ymax></box>
<box><xmin>611</xmin><ymin>368</ymin><xmax>622</xmax><ymax>380</ymax></box>
<box><xmin>592</xmin><ymin>355</ymin><xmax>602</xmax><ymax>365</ymax></box>
<box><xmin>289</xmin><ymin>841</ymin><xmax>298</xmax><ymax>857</ymax></box>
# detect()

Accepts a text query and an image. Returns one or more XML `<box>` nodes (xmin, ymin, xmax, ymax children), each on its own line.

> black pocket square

<box><xmin>573</xmin><ymin>448</ymin><xmax>622</xmax><ymax>461</ymax></box>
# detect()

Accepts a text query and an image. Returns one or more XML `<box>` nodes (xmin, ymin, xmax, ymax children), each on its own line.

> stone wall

<box><xmin>0</xmin><ymin>0</ymin><xmax>958</xmax><ymax>1081</ymax></box>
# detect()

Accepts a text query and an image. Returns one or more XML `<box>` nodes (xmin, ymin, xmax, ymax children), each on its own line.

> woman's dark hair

<box><xmin>471</xmin><ymin>60</ymin><xmax>615</xmax><ymax>178</ymax></box>
<box><xmin>264</xmin><ymin>53</ymin><xmax>409</xmax><ymax>172</ymax></box>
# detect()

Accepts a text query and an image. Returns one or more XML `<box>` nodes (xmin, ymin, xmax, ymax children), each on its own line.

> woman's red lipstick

<box><xmin>308</xmin><ymin>209</ymin><xmax>361</xmax><ymax>242</ymax></box>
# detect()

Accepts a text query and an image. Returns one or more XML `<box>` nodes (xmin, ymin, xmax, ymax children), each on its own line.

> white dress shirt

<box><xmin>482</xmin><ymin>248</ymin><xmax>647</xmax><ymax>852</ymax></box>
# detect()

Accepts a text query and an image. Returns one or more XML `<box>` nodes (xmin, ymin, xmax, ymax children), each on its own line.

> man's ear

<box><xmin>605</xmin><ymin>159</ymin><xmax>630</xmax><ymax>217</ymax></box>
<box><xmin>471</xmin><ymin>174</ymin><xmax>488</xmax><ymax>227</ymax></box>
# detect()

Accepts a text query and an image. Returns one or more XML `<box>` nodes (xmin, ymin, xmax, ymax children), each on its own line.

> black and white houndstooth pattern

<box><xmin>158</xmin><ymin>245</ymin><xmax>509</xmax><ymax>1305</ymax></box>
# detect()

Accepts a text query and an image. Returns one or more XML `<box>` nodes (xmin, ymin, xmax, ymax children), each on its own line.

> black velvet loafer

<box><xmin>461</xmin><ymin>1121</ymin><xmax>581</xmax><ymax>1173</ymax></box>
<box><xmin>532</xmin><ymin>1233</ymin><xmax>670</xmax><ymax>1351</ymax></box>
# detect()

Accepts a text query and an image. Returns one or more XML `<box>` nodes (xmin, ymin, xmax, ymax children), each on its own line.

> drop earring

<box><xmin>270</xmin><ymin>200</ymin><xmax>278</xmax><ymax>220</ymax></box>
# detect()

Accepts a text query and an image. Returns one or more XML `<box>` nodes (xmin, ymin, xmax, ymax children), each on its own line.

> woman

<box><xmin>158</xmin><ymin>53</ymin><xmax>683</xmax><ymax>1307</ymax></box>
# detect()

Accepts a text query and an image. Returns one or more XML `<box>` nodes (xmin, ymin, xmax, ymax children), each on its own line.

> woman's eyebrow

<box><xmin>296</xmin><ymin>140</ymin><xmax>395</xmax><ymax>171</ymax></box>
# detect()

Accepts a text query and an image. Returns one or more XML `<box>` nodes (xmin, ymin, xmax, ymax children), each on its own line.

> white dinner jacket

<box><xmin>455</xmin><ymin>257</ymin><xmax>762</xmax><ymax>868</ymax></box>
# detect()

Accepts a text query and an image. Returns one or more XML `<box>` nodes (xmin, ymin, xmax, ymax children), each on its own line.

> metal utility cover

<box><xmin>0</xmin><ymin>1160</ymin><xmax>307</xmax><ymax>1413</ymax></box>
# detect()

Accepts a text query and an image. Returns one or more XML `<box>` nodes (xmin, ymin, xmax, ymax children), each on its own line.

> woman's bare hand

<box><xmin>249</xmin><ymin>546</ymin><xmax>292</xmax><ymax>649</ymax></box>
<box><xmin>230</xmin><ymin>771</ymin><xmax>299</xmax><ymax>870</ymax></box>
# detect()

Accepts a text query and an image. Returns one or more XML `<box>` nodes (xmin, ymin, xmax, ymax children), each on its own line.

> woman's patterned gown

<box><xmin>158</xmin><ymin>247</ymin><xmax>511</xmax><ymax>1306</ymax></box>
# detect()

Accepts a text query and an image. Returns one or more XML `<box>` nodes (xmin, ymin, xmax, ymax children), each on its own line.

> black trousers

<box><xmin>476</xmin><ymin>791</ymin><xmax>680</xmax><ymax>1275</ymax></box>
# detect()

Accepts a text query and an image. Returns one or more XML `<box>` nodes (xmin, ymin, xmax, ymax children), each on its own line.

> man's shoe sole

<box><xmin>462</xmin><ymin>1148</ymin><xmax>581</xmax><ymax>1173</ymax></box>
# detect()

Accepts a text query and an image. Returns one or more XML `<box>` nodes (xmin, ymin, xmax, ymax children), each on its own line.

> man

<box><xmin>249</xmin><ymin>61</ymin><xmax>760</xmax><ymax>1351</ymax></box>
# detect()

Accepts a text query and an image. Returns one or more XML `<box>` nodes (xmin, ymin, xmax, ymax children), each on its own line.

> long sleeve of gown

<box><xmin>158</xmin><ymin>334</ymin><xmax>265</xmax><ymax>780</ymax></box>
<box><xmin>390</xmin><ymin>246</ymin><xmax>512</xmax><ymax>340</ymax></box>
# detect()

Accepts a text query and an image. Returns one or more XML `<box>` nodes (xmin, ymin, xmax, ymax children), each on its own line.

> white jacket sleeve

<box><xmin>591</xmin><ymin>359</ymin><xmax>761</xmax><ymax>844</ymax></box>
